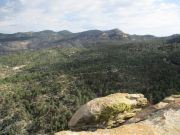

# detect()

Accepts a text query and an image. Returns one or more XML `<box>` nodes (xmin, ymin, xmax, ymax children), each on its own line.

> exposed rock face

<box><xmin>68</xmin><ymin>93</ymin><xmax>148</xmax><ymax>130</ymax></box>
<box><xmin>56</xmin><ymin>95</ymin><xmax>180</xmax><ymax>135</ymax></box>
<box><xmin>126</xmin><ymin>95</ymin><xmax>180</xmax><ymax>124</ymax></box>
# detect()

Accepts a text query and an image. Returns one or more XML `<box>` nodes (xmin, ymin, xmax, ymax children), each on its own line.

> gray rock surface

<box><xmin>56</xmin><ymin>94</ymin><xmax>180</xmax><ymax>135</ymax></box>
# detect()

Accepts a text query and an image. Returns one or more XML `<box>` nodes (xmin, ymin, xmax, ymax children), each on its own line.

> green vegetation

<box><xmin>0</xmin><ymin>41</ymin><xmax>180</xmax><ymax>134</ymax></box>
<box><xmin>98</xmin><ymin>103</ymin><xmax>132</xmax><ymax>126</ymax></box>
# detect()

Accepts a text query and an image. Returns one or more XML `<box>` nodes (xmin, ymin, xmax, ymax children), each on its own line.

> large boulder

<box><xmin>68</xmin><ymin>93</ymin><xmax>148</xmax><ymax>130</ymax></box>
<box><xmin>55</xmin><ymin>95</ymin><xmax>180</xmax><ymax>135</ymax></box>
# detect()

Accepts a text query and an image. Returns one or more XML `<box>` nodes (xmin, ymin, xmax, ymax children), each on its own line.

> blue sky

<box><xmin>0</xmin><ymin>0</ymin><xmax>180</xmax><ymax>36</ymax></box>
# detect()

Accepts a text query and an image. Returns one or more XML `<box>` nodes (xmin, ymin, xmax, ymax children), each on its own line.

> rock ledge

<box><xmin>56</xmin><ymin>94</ymin><xmax>180</xmax><ymax>135</ymax></box>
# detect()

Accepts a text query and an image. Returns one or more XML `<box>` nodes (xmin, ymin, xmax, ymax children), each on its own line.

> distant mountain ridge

<box><xmin>0</xmin><ymin>29</ymin><xmax>179</xmax><ymax>54</ymax></box>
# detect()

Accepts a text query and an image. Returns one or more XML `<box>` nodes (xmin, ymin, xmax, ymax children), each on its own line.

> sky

<box><xmin>0</xmin><ymin>0</ymin><xmax>180</xmax><ymax>36</ymax></box>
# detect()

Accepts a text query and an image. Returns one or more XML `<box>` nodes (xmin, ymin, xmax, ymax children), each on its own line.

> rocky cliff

<box><xmin>55</xmin><ymin>93</ymin><xmax>180</xmax><ymax>135</ymax></box>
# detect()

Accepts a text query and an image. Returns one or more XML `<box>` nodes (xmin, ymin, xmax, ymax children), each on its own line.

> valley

<box><xmin>0</xmin><ymin>32</ymin><xmax>180</xmax><ymax>134</ymax></box>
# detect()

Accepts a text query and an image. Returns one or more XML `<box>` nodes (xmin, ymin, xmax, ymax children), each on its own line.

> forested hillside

<box><xmin>0</xmin><ymin>29</ymin><xmax>158</xmax><ymax>54</ymax></box>
<box><xmin>0</xmin><ymin>41</ymin><xmax>180</xmax><ymax>134</ymax></box>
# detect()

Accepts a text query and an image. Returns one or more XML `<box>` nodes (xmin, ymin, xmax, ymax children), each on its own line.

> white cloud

<box><xmin>0</xmin><ymin>0</ymin><xmax>180</xmax><ymax>36</ymax></box>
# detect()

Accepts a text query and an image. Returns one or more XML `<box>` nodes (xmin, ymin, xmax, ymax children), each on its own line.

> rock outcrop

<box><xmin>56</xmin><ymin>94</ymin><xmax>180</xmax><ymax>135</ymax></box>
<box><xmin>68</xmin><ymin>93</ymin><xmax>148</xmax><ymax>130</ymax></box>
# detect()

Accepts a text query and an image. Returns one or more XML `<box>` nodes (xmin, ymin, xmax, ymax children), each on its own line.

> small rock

<box><xmin>163</xmin><ymin>97</ymin><xmax>175</xmax><ymax>103</ymax></box>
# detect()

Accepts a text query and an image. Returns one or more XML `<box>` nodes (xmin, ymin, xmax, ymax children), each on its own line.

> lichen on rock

<box><xmin>97</xmin><ymin>103</ymin><xmax>132</xmax><ymax>128</ymax></box>
<box><xmin>55</xmin><ymin>94</ymin><xmax>180</xmax><ymax>135</ymax></box>
<box><xmin>68</xmin><ymin>93</ymin><xmax>148</xmax><ymax>130</ymax></box>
